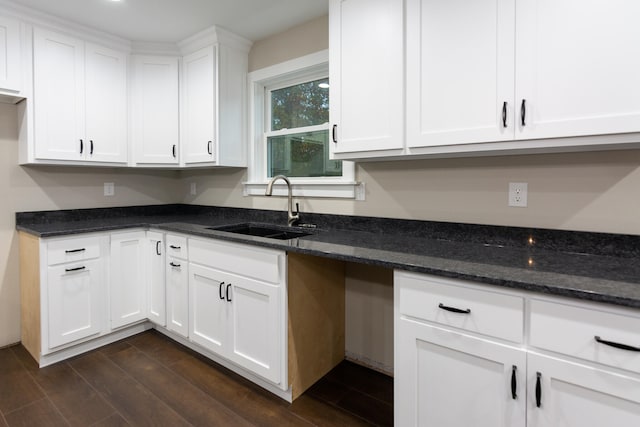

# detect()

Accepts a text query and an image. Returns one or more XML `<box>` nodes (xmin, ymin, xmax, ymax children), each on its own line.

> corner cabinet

<box><xmin>395</xmin><ymin>271</ymin><xmax>640</xmax><ymax>426</ymax></box>
<box><xmin>131</xmin><ymin>55</ymin><xmax>180</xmax><ymax>166</ymax></box>
<box><xmin>329</xmin><ymin>0</ymin><xmax>404</xmax><ymax>159</ymax></box>
<box><xmin>109</xmin><ymin>231</ymin><xmax>147</xmax><ymax>329</ymax></box>
<box><xmin>180</xmin><ymin>30</ymin><xmax>250</xmax><ymax>167</ymax></box>
<box><xmin>32</xmin><ymin>28</ymin><xmax>128</xmax><ymax>164</ymax></box>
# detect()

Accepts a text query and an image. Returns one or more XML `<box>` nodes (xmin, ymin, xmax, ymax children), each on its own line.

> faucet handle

<box><xmin>295</xmin><ymin>202</ymin><xmax>299</xmax><ymax>215</ymax></box>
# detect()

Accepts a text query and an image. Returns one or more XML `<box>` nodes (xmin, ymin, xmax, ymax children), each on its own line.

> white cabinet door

<box><xmin>516</xmin><ymin>0</ymin><xmax>640</xmax><ymax>140</ymax></box>
<box><xmin>147</xmin><ymin>231</ymin><xmax>165</xmax><ymax>326</ymax></box>
<box><xmin>84</xmin><ymin>43</ymin><xmax>127</xmax><ymax>163</ymax></box>
<box><xmin>329</xmin><ymin>0</ymin><xmax>404</xmax><ymax>157</ymax></box>
<box><xmin>0</xmin><ymin>15</ymin><xmax>21</xmax><ymax>92</ymax></box>
<box><xmin>396</xmin><ymin>318</ymin><xmax>526</xmax><ymax>427</ymax></box>
<box><xmin>527</xmin><ymin>352</ymin><xmax>640</xmax><ymax>427</ymax></box>
<box><xmin>228</xmin><ymin>275</ymin><xmax>282</xmax><ymax>384</ymax></box>
<box><xmin>47</xmin><ymin>258</ymin><xmax>103</xmax><ymax>348</ymax></box>
<box><xmin>33</xmin><ymin>28</ymin><xmax>85</xmax><ymax>161</ymax></box>
<box><xmin>406</xmin><ymin>0</ymin><xmax>515</xmax><ymax>148</ymax></box>
<box><xmin>182</xmin><ymin>46</ymin><xmax>216</xmax><ymax>164</ymax></box>
<box><xmin>110</xmin><ymin>231</ymin><xmax>147</xmax><ymax>329</ymax></box>
<box><xmin>189</xmin><ymin>263</ymin><xmax>228</xmax><ymax>354</ymax></box>
<box><xmin>166</xmin><ymin>256</ymin><xmax>189</xmax><ymax>338</ymax></box>
<box><xmin>132</xmin><ymin>55</ymin><xmax>180</xmax><ymax>165</ymax></box>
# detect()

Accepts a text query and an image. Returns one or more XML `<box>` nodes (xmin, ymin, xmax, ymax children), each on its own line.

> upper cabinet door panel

<box><xmin>516</xmin><ymin>0</ymin><xmax>640</xmax><ymax>140</ymax></box>
<box><xmin>407</xmin><ymin>0</ymin><xmax>516</xmax><ymax>148</ymax></box>
<box><xmin>84</xmin><ymin>43</ymin><xmax>128</xmax><ymax>163</ymax></box>
<box><xmin>132</xmin><ymin>56</ymin><xmax>180</xmax><ymax>165</ymax></box>
<box><xmin>182</xmin><ymin>46</ymin><xmax>216</xmax><ymax>164</ymax></box>
<box><xmin>329</xmin><ymin>0</ymin><xmax>404</xmax><ymax>155</ymax></box>
<box><xmin>33</xmin><ymin>28</ymin><xmax>85</xmax><ymax>161</ymax></box>
<box><xmin>0</xmin><ymin>15</ymin><xmax>21</xmax><ymax>92</ymax></box>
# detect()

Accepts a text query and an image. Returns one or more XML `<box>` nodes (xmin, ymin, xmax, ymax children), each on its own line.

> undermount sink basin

<box><xmin>206</xmin><ymin>223</ymin><xmax>313</xmax><ymax>240</ymax></box>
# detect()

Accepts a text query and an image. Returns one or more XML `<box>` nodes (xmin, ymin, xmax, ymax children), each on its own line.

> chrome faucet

<box><xmin>265</xmin><ymin>175</ymin><xmax>300</xmax><ymax>226</ymax></box>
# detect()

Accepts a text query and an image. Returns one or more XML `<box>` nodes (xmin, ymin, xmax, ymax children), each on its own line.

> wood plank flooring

<box><xmin>0</xmin><ymin>331</ymin><xmax>393</xmax><ymax>426</ymax></box>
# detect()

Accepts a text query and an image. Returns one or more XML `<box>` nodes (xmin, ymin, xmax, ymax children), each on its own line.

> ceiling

<box><xmin>8</xmin><ymin>0</ymin><xmax>328</xmax><ymax>43</ymax></box>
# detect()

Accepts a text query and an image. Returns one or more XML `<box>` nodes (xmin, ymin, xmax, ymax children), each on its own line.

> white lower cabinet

<box><xmin>109</xmin><ymin>231</ymin><xmax>147</xmax><ymax>329</ymax></box>
<box><xmin>396</xmin><ymin>319</ymin><xmax>526</xmax><ymax>427</ymax></box>
<box><xmin>166</xmin><ymin>253</ymin><xmax>189</xmax><ymax>338</ymax></box>
<box><xmin>47</xmin><ymin>257</ymin><xmax>104</xmax><ymax>348</ymax></box>
<box><xmin>146</xmin><ymin>231</ymin><xmax>165</xmax><ymax>326</ymax></box>
<box><xmin>189</xmin><ymin>238</ymin><xmax>285</xmax><ymax>386</ymax></box>
<box><xmin>396</xmin><ymin>270</ymin><xmax>640</xmax><ymax>426</ymax></box>
<box><xmin>527</xmin><ymin>352</ymin><xmax>640</xmax><ymax>426</ymax></box>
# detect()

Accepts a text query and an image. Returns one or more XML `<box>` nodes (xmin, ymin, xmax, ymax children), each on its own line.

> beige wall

<box><xmin>248</xmin><ymin>15</ymin><xmax>329</xmax><ymax>72</ymax></box>
<box><xmin>0</xmin><ymin>102</ymin><xmax>181</xmax><ymax>346</ymax></box>
<box><xmin>181</xmin><ymin>16</ymin><xmax>640</xmax><ymax>372</ymax></box>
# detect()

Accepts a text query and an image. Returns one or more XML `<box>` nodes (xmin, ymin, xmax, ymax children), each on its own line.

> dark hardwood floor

<box><xmin>0</xmin><ymin>330</ymin><xmax>393</xmax><ymax>426</ymax></box>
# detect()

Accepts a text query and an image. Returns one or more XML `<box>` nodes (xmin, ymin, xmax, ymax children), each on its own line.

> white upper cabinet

<box><xmin>406</xmin><ymin>0</ymin><xmax>516</xmax><ymax>148</ymax></box>
<box><xmin>84</xmin><ymin>43</ymin><xmax>127</xmax><ymax>163</ymax></box>
<box><xmin>182</xmin><ymin>46</ymin><xmax>216</xmax><ymax>164</ymax></box>
<box><xmin>0</xmin><ymin>14</ymin><xmax>21</xmax><ymax>96</ymax></box>
<box><xmin>180</xmin><ymin>36</ymin><xmax>249</xmax><ymax>167</ymax></box>
<box><xmin>515</xmin><ymin>0</ymin><xmax>640</xmax><ymax>140</ymax></box>
<box><xmin>131</xmin><ymin>55</ymin><xmax>180</xmax><ymax>165</ymax></box>
<box><xmin>33</xmin><ymin>28</ymin><xmax>85</xmax><ymax>161</ymax></box>
<box><xmin>329</xmin><ymin>0</ymin><xmax>404</xmax><ymax>158</ymax></box>
<box><xmin>33</xmin><ymin>28</ymin><xmax>128</xmax><ymax>163</ymax></box>
<box><xmin>333</xmin><ymin>0</ymin><xmax>640</xmax><ymax>159</ymax></box>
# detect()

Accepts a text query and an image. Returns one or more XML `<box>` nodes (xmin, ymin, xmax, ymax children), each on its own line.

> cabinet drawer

<box><xmin>189</xmin><ymin>238</ymin><xmax>283</xmax><ymax>284</ymax></box>
<box><xmin>166</xmin><ymin>234</ymin><xmax>188</xmax><ymax>259</ymax></box>
<box><xmin>47</xmin><ymin>236</ymin><xmax>101</xmax><ymax>265</ymax></box>
<box><xmin>530</xmin><ymin>299</ymin><xmax>640</xmax><ymax>373</ymax></box>
<box><xmin>396</xmin><ymin>272</ymin><xmax>524</xmax><ymax>343</ymax></box>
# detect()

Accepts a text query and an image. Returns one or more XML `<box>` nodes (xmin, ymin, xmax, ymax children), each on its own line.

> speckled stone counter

<box><xmin>16</xmin><ymin>204</ymin><xmax>640</xmax><ymax>309</ymax></box>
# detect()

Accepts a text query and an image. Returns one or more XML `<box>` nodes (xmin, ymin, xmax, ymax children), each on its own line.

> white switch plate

<box><xmin>190</xmin><ymin>182</ymin><xmax>197</xmax><ymax>196</ymax></box>
<box><xmin>508</xmin><ymin>182</ymin><xmax>527</xmax><ymax>207</ymax></box>
<box><xmin>104</xmin><ymin>182</ymin><xmax>115</xmax><ymax>197</ymax></box>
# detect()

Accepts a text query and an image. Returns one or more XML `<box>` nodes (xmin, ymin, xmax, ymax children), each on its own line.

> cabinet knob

<box><xmin>207</xmin><ymin>140</ymin><xmax>213</xmax><ymax>155</ymax></box>
<box><xmin>80</xmin><ymin>139</ymin><xmax>84</xmax><ymax>154</ymax></box>
<box><xmin>520</xmin><ymin>99</ymin><xmax>527</xmax><ymax>126</ymax></box>
<box><xmin>332</xmin><ymin>124</ymin><xmax>338</xmax><ymax>143</ymax></box>
<box><xmin>226</xmin><ymin>283</ymin><xmax>232</xmax><ymax>302</ymax></box>
<box><xmin>219</xmin><ymin>282</ymin><xmax>226</xmax><ymax>300</ymax></box>
<box><xmin>90</xmin><ymin>140</ymin><xmax>94</xmax><ymax>155</ymax></box>
<box><xmin>65</xmin><ymin>266</ymin><xmax>86</xmax><ymax>273</ymax></box>
<box><xmin>510</xmin><ymin>365</ymin><xmax>517</xmax><ymax>400</ymax></box>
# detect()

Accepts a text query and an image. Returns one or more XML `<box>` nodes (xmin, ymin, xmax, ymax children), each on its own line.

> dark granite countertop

<box><xmin>16</xmin><ymin>204</ymin><xmax>640</xmax><ymax>309</ymax></box>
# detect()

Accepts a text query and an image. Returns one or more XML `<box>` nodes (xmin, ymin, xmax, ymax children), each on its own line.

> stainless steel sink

<box><xmin>206</xmin><ymin>223</ymin><xmax>313</xmax><ymax>240</ymax></box>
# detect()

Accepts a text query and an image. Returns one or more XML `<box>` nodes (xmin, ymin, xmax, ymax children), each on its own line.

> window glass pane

<box><xmin>267</xmin><ymin>130</ymin><xmax>342</xmax><ymax>178</ymax></box>
<box><xmin>271</xmin><ymin>78</ymin><xmax>329</xmax><ymax>131</ymax></box>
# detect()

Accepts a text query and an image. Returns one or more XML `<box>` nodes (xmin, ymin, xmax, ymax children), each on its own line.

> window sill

<box><xmin>242</xmin><ymin>181</ymin><xmax>365</xmax><ymax>200</ymax></box>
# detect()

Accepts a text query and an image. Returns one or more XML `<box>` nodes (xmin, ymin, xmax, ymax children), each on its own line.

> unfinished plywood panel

<box><xmin>19</xmin><ymin>231</ymin><xmax>41</xmax><ymax>362</ymax></box>
<box><xmin>345</xmin><ymin>262</ymin><xmax>394</xmax><ymax>375</ymax></box>
<box><xmin>288</xmin><ymin>252</ymin><xmax>345</xmax><ymax>400</ymax></box>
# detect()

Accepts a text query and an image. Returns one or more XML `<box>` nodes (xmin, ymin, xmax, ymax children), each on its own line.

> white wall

<box><xmin>0</xmin><ymin>102</ymin><xmax>181</xmax><ymax>346</ymax></box>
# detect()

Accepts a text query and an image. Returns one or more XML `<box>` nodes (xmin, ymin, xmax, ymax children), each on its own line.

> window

<box><xmin>244</xmin><ymin>51</ymin><xmax>360</xmax><ymax>199</ymax></box>
<box><xmin>266</xmin><ymin>77</ymin><xmax>341</xmax><ymax>178</ymax></box>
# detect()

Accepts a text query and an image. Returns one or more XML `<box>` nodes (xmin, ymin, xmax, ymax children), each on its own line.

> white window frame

<box><xmin>243</xmin><ymin>50</ymin><xmax>361</xmax><ymax>199</ymax></box>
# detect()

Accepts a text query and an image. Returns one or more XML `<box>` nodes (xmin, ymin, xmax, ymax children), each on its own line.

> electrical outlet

<box><xmin>508</xmin><ymin>182</ymin><xmax>528</xmax><ymax>207</ymax></box>
<box><xmin>190</xmin><ymin>182</ymin><xmax>197</xmax><ymax>196</ymax></box>
<box><xmin>104</xmin><ymin>182</ymin><xmax>115</xmax><ymax>197</ymax></box>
